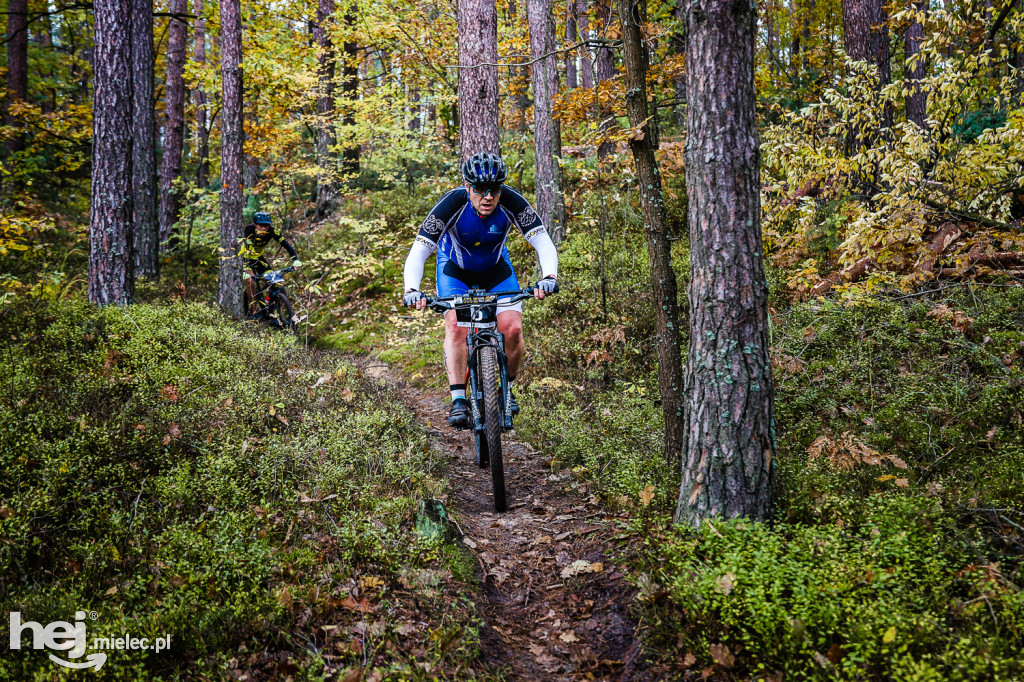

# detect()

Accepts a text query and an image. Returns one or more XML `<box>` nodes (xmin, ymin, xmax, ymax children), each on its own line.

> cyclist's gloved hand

<box><xmin>292</xmin><ymin>259</ymin><xmax>303</xmax><ymax>268</ymax></box>
<box><xmin>404</xmin><ymin>289</ymin><xmax>425</xmax><ymax>307</ymax></box>
<box><xmin>536</xmin><ymin>276</ymin><xmax>559</xmax><ymax>296</ymax></box>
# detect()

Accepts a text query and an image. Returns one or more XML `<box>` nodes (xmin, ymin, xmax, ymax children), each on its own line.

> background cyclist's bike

<box><xmin>427</xmin><ymin>283</ymin><xmax>557</xmax><ymax>512</ymax></box>
<box><xmin>247</xmin><ymin>266</ymin><xmax>297</xmax><ymax>332</ymax></box>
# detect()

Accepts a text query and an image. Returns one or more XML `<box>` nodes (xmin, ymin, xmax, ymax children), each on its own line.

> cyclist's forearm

<box><xmin>278</xmin><ymin>238</ymin><xmax>299</xmax><ymax>260</ymax></box>
<box><xmin>403</xmin><ymin>238</ymin><xmax>435</xmax><ymax>291</ymax></box>
<box><xmin>525</xmin><ymin>227</ymin><xmax>558</xmax><ymax>278</ymax></box>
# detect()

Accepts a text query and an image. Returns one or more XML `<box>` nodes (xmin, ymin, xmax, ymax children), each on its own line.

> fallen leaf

<box><xmin>161</xmin><ymin>384</ymin><xmax>180</xmax><ymax>403</ymax></box>
<box><xmin>559</xmin><ymin>630</ymin><xmax>579</xmax><ymax>643</ymax></box>
<box><xmin>639</xmin><ymin>485</ymin><xmax>655</xmax><ymax>507</ymax></box>
<box><xmin>895</xmin><ymin>478</ymin><xmax>909</xmax><ymax>487</ymax></box>
<box><xmin>682</xmin><ymin>652</ymin><xmax>697</xmax><ymax>667</ymax></box>
<box><xmin>709</xmin><ymin>642</ymin><xmax>734</xmax><ymax>669</ymax></box>
<box><xmin>312</xmin><ymin>373</ymin><xmax>333</xmax><ymax>389</ymax></box>
<box><xmin>340</xmin><ymin>388</ymin><xmax>355</xmax><ymax>402</ymax></box>
<box><xmin>561</xmin><ymin>560</ymin><xmax>591</xmax><ymax>578</ymax></box>
<box><xmin>359</xmin><ymin>576</ymin><xmax>385</xmax><ymax>590</ymax></box>
<box><xmin>339</xmin><ymin>594</ymin><xmax>374</xmax><ymax>613</ymax></box>
<box><xmin>463</xmin><ymin>537</ymin><xmax>478</xmax><ymax>549</ymax></box>
<box><xmin>715</xmin><ymin>571</ymin><xmax>735</xmax><ymax>595</ymax></box>
<box><xmin>104</xmin><ymin>586</ymin><xmax>118</xmax><ymax>596</ymax></box>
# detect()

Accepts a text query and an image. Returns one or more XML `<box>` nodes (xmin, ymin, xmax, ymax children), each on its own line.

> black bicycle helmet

<box><xmin>253</xmin><ymin>212</ymin><xmax>272</xmax><ymax>225</ymax></box>
<box><xmin>461</xmin><ymin>152</ymin><xmax>508</xmax><ymax>185</ymax></box>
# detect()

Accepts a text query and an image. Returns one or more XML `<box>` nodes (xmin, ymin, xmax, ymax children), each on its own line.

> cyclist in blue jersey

<box><xmin>402</xmin><ymin>152</ymin><xmax>559</xmax><ymax>429</ymax></box>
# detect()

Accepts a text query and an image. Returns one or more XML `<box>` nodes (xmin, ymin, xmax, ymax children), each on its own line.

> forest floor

<box><xmin>364</xmin><ymin>358</ymin><xmax>648</xmax><ymax>681</ymax></box>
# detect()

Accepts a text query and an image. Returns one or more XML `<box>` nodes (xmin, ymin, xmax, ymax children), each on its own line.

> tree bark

<box><xmin>315</xmin><ymin>0</ymin><xmax>338</xmax><ymax>217</ymax></box>
<box><xmin>528</xmin><ymin>0</ymin><xmax>566</xmax><ymax>242</ymax></box>
<box><xmin>842</xmin><ymin>0</ymin><xmax>891</xmax><ymax>145</ymax></box>
<box><xmin>616</xmin><ymin>0</ymin><xmax>684</xmax><ymax>466</ymax></box>
<box><xmin>340</xmin><ymin>6</ymin><xmax>360</xmax><ymax>174</ymax></box>
<box><xmin>671</xmin><ymin>0</ymin><xmax>685</xmax><ymax>129</ymax></box>
<box><xmin>89</xmin><ymin>0</ymin><xmax>135</xmax><ymax>305</ymax></box>
<box><xmin>6</xmin><ymin>0</ymin><xmax>29</xmax><ymax>157</ymax></box>
<box><xmin>578</xmin><ymin>0</ymin><xmax>594</xmax><ymax>90</ymax></box>
<box><xmin>218</xmin><ymin>0</ymin><xmax>244</xmax><ymax>319</ymax></box>
<box><xmin>131</xmin><ymin>0</ymin><xmax>159</xmax><ymax>278</ymax></box>
<box><xmin>842</xmin><ymin>0</ymin><xmax>889</xmax><ymax>79</ymax></box>
<box><xmin>594</xmin><ymin>0</ymin><xmax>616</xmax><ymax>158</ymax></box>
<box><xmin>194</xmin><ymin>0</ymin><xmax>210</xmax><ymax>188</ymax></box>
<box><xmin>566</xmin><ymin>0</ymin><xmax>578</xmax><ymax>89</ymax></box>
<box><xmin>676</xmin><ymin>0</ymin><xmax>774</xmax><ymax>525</ymax></box>
<box><xmin>458</xmin><ymin>0</ymin><xmax>500</xmax><ymax>157</ymax></box>
<box><xmin>159</xmin><ymin>0</ymin><xmax>188</xmax><ymax>249</ymax></box>
<box><xmin>904</xmin><ymin>0</ymin><xmax>927</xmax><ymax>129</ymax></box>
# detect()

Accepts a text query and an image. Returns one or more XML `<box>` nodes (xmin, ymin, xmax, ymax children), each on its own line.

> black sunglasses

<box><xmin>470</xmin><ymin>183</ymin><xmax>502</xmax><ymax>197</ymax></box>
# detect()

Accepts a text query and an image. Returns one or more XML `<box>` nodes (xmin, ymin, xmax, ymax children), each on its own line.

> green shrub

<box><xmin>0</xmin><ymin>299</ymin><xmax>486</xmax><ymax>679</ymax></box>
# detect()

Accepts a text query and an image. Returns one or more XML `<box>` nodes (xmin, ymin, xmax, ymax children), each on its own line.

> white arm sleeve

<box><xmin>403</xmin><ymin>239</ymin><xmax>436</xmax><ymax>291</ymax></box>
<box><xmin>525</xmin><ymin>228</ymin><xmax>558</xmax><ymax>278</ymax></box>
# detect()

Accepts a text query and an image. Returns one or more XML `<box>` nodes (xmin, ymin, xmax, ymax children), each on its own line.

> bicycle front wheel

<box><xmin>478</xmin><ymin>345</ymin><xmax>506</xmax><ymax>512</ymax></box>
<box><xmin>274</xmin><ymin>291</ymin><xmax>296</xmax><ymax>332</ymax></box>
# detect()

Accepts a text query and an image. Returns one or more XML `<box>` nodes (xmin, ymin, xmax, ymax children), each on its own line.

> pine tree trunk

<box><xmin>578</xmin><ymin>0</ymin><xmax>593</xmax><ymax>90</ymax></box>
<box><xmin>842</xmin><ymin>0</ymin><xmax>891</xmax><ymax>144</ymax></box>
<box><xmin>159</xmin><ymin>0</ymin><xmax>188</xmax><ymax>249</ymax></box>
<box><xmin>616</xmin><ymin>0</ymin><xmax>684</xmax><ymax>466</ymax></box>
<box><xmin>89</xmin><ymin>0</ymin><xmax>135</xmax><ymax>305</ymax></box>
<box><xmin>341</xmin><ymin>6</ymin><xmax>360</xmax><ymax>174</ymax></box>
<box><xmin>676</xmin><ymin>0</ymin><xmax>774</xmax><ymax>525</ymax></box>
<box><xmin>218</xmin><ymin>0</ymin><xmax>244</xmax><ymax>319</ymax></box>
<box><xmin>5</xmin><ymin>0</ymin><xmax>28</xmax><ymax>157</ymax></box>
<box><xmin>904</xmin><ymin>0</ymin><xmax>927</xmax><ymax>129</ymax></box>
<box><xmin>672</xmin><ymin>0</ymin><xmax>685</xmax><ymax>129</ymax></box>
<box><xmin>566</xmin><ymin>0</ymin><xmax>578</xmax><ymax>89</ymax></box>
<box><xmin>315</xmin><ymin>0</ymin><xmax>338</xmax><ymax>218</ymax></box>
<box><xmin>458</xmin><ymin>0</ymin><xmax>500</xmax><ymax>157</ymax></box>
<box><xmin>194</xmin><ymin>0</ymin><xmax>210</xmax><ymax>189</ymax></box>
<box><xmin>131</xmin><ymin>0</ymin><xmax>158</xmax><ymax>278</ymax></box>
<box><xmin>528</xmin><ymin>0</ymin><xmax>566</xmax><ymax>242</ymax></box>
<box><xmin>594</xmin><ymin>0</ymin><xmax>616</xmax><ymax>158</ymax></box>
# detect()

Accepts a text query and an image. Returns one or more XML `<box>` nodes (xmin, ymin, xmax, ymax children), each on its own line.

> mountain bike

<box><xmin>247</xmin><ymin>265</ymin><xmax>297</xmax><ymax>332</ymax></box>
<box><xmin>427</xmin><ymin>283</ymin><xmax>557</xmax><ymax>512</ymax></box>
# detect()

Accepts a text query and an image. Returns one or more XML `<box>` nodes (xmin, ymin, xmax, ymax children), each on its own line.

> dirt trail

<box><xmin>373</xmin><ymin>364</ymin><xmax>645</xmax><ymax>680</ymax></box>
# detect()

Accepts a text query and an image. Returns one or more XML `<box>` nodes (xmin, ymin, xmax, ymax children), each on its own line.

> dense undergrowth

<box><xmin>0</xmin><ymin>300</ymin><xmax>490</xmax><ymax>680</ymax></box>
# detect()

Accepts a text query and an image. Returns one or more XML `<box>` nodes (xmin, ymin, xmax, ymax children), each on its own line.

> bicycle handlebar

<box><xmin>261</xmin><ymin>265</ymin><xmax>295</xmax><ymax>280</ymax></box>
<box><xmin>424</xmin><ymin>281</ymin><xmax>558</xmax><ymax>313</ymax></box>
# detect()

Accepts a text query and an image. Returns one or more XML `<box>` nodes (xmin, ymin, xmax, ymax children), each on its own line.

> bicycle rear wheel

<box><xmin>478</xmin><ymin>345</ymin><xmax>506</xmax><ymax>512</ymax></box>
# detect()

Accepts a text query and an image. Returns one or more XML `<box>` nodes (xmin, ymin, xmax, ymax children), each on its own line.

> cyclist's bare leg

<box><xmin>443</xmin><ymin>310</ymin><xmax>469</xmax><ymax>385</ymax></box>
<box><xmin>245</xmin><ymin>277</ymin><xmax>259</xmax><ymax>315</ymax></box>
<box><xmin>497</xmin><ymin>310</ymin><xmax>524</xmax><ymax>378</ymax></box>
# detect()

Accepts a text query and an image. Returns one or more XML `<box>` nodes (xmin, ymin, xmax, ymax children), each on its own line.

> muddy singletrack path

<box><xmin>367</xmin><ymin>361</ymin><xmax>645</xmax><ymax>681</ymax></box>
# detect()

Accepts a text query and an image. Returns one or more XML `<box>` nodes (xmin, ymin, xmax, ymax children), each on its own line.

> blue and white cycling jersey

<box><xmin>403</xmin><ymin>184</ymin><xmax>559</xmax><ymax>298</ymax></box>
<box><xmin>413</xmin><ymin>186</ymin><xmax>548</xmax><ymax>273</ymax></box>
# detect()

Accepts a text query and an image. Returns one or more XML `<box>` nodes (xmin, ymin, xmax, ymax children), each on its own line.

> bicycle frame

<box><xmin>428</xmin><ymin>286</ymin><xmax>537</xmax><ymax>432</ymax></box>
<box><xmin>249</xmin><ymin>266</ymin><xmax>295</xmax><ymax>325</ymax></box>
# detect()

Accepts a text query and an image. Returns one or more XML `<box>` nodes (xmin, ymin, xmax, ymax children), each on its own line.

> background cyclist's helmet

<box><xmin>253</xmin><ymin>212</ymin><xmax>272</xmax><ymax>225</ymax></box>
<box><xmin>461</xmin><ymin>152</ymin><xmax>508</xmax><ymax>185</ymax></box>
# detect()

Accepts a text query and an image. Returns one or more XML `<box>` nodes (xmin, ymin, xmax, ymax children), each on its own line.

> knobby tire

<box><xmin>275</xmin><ymin>291</ymin><xmax>296</xmax><ymax>332</ymax></box>
<box><xmin>478</xmin><ymin>345</ymin><xmax>506</xmax><ymax>512</ymax></box>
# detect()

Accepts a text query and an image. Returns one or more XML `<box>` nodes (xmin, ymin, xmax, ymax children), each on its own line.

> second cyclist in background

<box><xmin>401</xmin><ymin>152</ymin><xmax>559</xmax><ymax>429</ymax></box>
<box><xmin>242</xmin><ymin>212</ymin><xmax>302</xmax><ymax>318</ymax></box>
